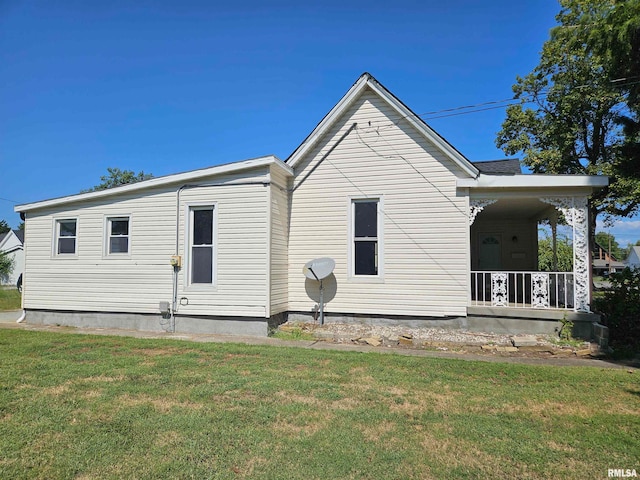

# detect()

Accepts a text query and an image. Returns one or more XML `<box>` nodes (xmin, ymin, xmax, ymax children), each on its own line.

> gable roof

<box><xmin>286</xmin><ymin>72</ymin><xmax>480</xmax><ymax>178</ymax></box>
<box><xmin>15</xmin><ymin>155</ymin><xmax>292</xmax><ymax>214</ymax></box>
<box><xmin>627</xmin><ymin>246</ymin><xmax>640</xmax><ymax>262</ymax></box>
<box><xmin>593</xmin><ymin>241</ymin><xmax>619</xmax><ymax>261</ymax></box>
<box><xmin>472</xmin><ymin>159</ymin><xmax>521</xmax><ymax>175</ymax></box>
<box><xmin>0</xmin><ymin>229</ymin><xmax>23</xmax><ymax>252</ymax></box>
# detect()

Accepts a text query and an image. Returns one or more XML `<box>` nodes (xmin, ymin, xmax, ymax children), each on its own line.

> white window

<box><xmin>106</xmin><ymin>217</ymin><xmax>130</xmax><ymax>255</ymax></box>
<box><xmin>351</xmin><ymin>198</ymin><xmax>382</xmax><ymax>276</ymax></box>
<box><xmin>56</xmin><ymin>219</ymin><xmax>77</xmax><ymax>255</ymax></box>
<box><xmin>189</xmin><ymin>206</ymin><xmax>215</xmax><ymax>285</ymax></box>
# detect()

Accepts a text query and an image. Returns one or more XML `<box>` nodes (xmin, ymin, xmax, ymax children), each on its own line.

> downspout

<box><xmin>170</xmin><ymin>185</ymin><xmax>189</xmax><ymax>333</ymax></box>
<box><xmin>17</xmin><ymin>211</ymin><xmax>26</xmax><ymax>324</ymax></box>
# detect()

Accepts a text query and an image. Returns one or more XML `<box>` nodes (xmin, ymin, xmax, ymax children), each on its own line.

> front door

<box><xmin>478</xmin><ymin>233</ymin><xmax>502</xmax><ymax>270</ymax></box>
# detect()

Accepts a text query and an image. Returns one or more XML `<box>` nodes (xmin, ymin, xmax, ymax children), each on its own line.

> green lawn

<box><xmin>0</xmin><ymin>288</ymin><xmax>21</xmax><ymax>311</ymax></box>
<box><xmin>0</xmin><ymin>329</ymin><xmax>638</xmax><ymax>479</ymax></box>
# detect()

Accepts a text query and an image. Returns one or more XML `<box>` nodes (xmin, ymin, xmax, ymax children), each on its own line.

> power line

<box><xmin>422</xmin><ymin>103</ymin><xmax>520</xmax><ymax>120</ymax></box>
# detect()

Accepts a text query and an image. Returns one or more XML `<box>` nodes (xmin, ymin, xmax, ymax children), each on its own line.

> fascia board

<box><xmin>15</xmin><ymin>155</ymin><xmax>286</xmax><ymax>213</ymax></box>
<box><xmin>271</xmin><ymin>157</ymin><xmax>294</xmax><ymax>177</ymax></box>
<box><xmin>457</xmin><ymin>174</ymin><xmax>609</xmax><ymax>189</ymax></box>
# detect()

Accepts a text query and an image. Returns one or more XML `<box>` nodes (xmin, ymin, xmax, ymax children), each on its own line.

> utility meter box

<box><xmin>159</xmin><ymin>301</ymin><xmax>170</xmax><ymax>314</ymax></box>
<box><xmin>170</xmin><ymin>255</ymin><xmax>182</xmax><ymax>267</ymax></box>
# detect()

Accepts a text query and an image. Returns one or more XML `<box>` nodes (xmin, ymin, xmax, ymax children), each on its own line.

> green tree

<box><xmin>0</xmin><ymin>220</ymin><xmax>10</xmax><ymax>234</ymax></box>
<box><xmin>0</xmin><ymin>251</ymin><xmax>14</xmax><ymax>281</ymax></box>
<box><xmin>496</xmin><ymin>0</ymin><xmax>640</xmax><ymax>237</ymax></box>
<box><xmin>538</xmin><ymin>232</ymin><xmax>573</xmax><ymax>272</ymax></box>
<box><xmin>82</xmin><ymin>168</ymin><xmax>154</xmax><ymax>193</ymax></box>
<box><xmin>586</xmin><ymin>0</ymin><xmax>640</xmax><ymax>218</ymax></box>
<box><xmin>594</xmin><ymin>231</ymin><xmax>627</xmax><ymax>260</ymax></box>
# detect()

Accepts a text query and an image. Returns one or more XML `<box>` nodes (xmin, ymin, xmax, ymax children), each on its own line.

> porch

<box><xmin>459</xmin><ymin>172</ymin><xmax>609</xmax><ymax>337</ymax></box>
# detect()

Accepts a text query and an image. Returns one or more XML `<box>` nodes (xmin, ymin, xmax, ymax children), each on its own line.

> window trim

<box><xmin>348</xmin><ymin>196</ymin><xmax>384</xmax><ymax>281</ymax></box>
<box><xmin>184</xmin><ymin>202</ymin><xmax>217</xmax><ymax>289</ymax></box>
<box><xmin>53</xmin><ymin>217</ymin><xmax>78</xmax><ymax>257</ymax></box>
<box><xmin>104</xmin><ymin>215</ymin><xmax>131</xmax><ymax>257</ymax></box>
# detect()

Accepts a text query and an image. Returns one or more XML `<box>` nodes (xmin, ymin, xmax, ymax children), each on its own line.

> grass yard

<box><xmin>0</xmin><ymin>330</ymin><xmax>638</xmax><ymax>479</ymax></box>
<box><xmin>0</xmin><ymin>287</ymin><xmax>21</xmax><ymax>311</ymax></box>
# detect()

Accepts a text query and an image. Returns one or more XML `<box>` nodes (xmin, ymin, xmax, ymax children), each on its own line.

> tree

<box><xmin>594</xmin><ymin>231</ymin><xmax>627</xmax><ymax>260</ymax></box>
<box><xmin>496</xmin><ymin>0</ymin><xmax>640</xmax><ymax>240</ymax></box>
<box><xmin>585</xmin><ymin>0</ymin><xmax>640</xmax><ymax>219</ymax></box>
<box><xmin>585</xmin><ymin>0</ymin><xmax>640</xmax><ymax>108</ymax></box>
<box><xmin>0</xmin><ymin>220</ymin><xmax>10</xmax><ymax>234</ymax></box>
<box><xmin>82</xmin><ymin>168</ymin><xmax>154</xmax><ymax>193</ymax></box>
<box><xmin>0</xmin><ymin>250</ymin><xmax>14</xmax><ymax>281</ymax></box>
<box><xmin>539</xmin><ymin>232</ymin><xmax>573</xmax><ymax>272</ymax></box>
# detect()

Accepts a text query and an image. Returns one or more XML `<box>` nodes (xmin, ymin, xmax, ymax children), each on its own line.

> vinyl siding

<box><xmin>288</xmin><ymin>88</ymin><xmax>470</xmax><ymax>317</ymax></box>
<box><xmin>23</xmin><ymin>168</ymin><xmax>271</xmax><ymax>318</ymax></box>
<box><xmin>269</xmin><ymin>165</ymin><xmax>290</xmax><ymax>315</ymax></box>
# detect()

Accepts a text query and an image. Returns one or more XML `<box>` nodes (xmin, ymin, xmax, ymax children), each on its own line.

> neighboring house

<box><xmin>592</xmin><ymin>242</ymin><xmax>626</xmax><ymax>276</ymax></box>
<box><xmin>15</xmin><ymin>73</ymin><xmax>608</xmax><ymax>337</ymax></box>
<box><xmin>0</xmin><ymin>229</ymin><xmax>24</xmax><ymax>287</ymax></box>
<box><xmin>626</xmin><ymin>246</ymin><xmax>640</xmax><ymax>270</ymax></box>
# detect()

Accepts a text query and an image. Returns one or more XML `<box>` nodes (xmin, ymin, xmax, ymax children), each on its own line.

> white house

<box><xmin>0</xmin><ymin>229</ymin><xmax>24</xmax><ymax>287</ymax></box>
<box><xmin>15</xmin><ymin>73</ymin><xmax>608</xmax><ymax>337</ymax></box>
<box><xmin>626</xmin><ymin>246</ymin><xmax>640</xmax><ymax>270</ymax></box>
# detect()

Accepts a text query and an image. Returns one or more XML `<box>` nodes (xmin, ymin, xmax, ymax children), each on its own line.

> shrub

<box><xmin>593</xmin><ymin>267</ymin><xmax>640</xmax><ymax>351</ymax></box>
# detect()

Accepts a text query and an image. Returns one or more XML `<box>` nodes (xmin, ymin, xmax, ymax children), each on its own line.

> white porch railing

<box><xmin>470</xmin><ymin>271</ymin><xmax>575</xmax><ymax>310</ymax></box>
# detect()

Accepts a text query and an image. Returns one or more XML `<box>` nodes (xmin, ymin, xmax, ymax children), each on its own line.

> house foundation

<box><xmin>24</xmin><ymin>309</ymin><xmax>269</xmax><ymax>336</ymax></box>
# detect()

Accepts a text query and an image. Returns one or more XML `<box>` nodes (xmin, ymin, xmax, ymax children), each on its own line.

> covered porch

<box><xmin>459</xmin><ymin>172</ymin><xmax>608</xmax><ymax>335</ymax></box>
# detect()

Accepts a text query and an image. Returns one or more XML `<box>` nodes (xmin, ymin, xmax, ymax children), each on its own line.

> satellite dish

<box><xmin>303</xmin><ymin>257</ymin><xmax>335</xmax><ymax>281</ymax></box>
<box><xmin>302</xmin><ymin>258</ymin><xmax>335</xmax><ymax>326</ymax></box>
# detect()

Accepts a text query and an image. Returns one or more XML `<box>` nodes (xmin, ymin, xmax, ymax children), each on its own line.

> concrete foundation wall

<box><xmin>289</xmin><ymin>308</ymin><xmax>600</xmax><ymax>339</ymax></box>
<box><xmin>25</xmin><ymin>309</ymin><xmax>269</xmax><ymax>336</ymax></box>
<box><xmin>24</xmin><ymin>307</ymin><xmax>600</xmax><ymax>340</ymax></box>
<box><xmin>466</xmin><ymin>307</ymin><xmax>599</xmax><ymax>338</ymax></box>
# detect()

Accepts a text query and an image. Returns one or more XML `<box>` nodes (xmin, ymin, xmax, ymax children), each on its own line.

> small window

<box><xmin>56</xmin><ymin>219</ymin><xmax>77</xmax><ymax>255</ymax></box>
<box><xmin>189</xmin><ymin>206</ymin><xmax>215</xmax><ymax>285</ymax></box>
<box><xmin>107</xmin><ymin>217</ymin><xmax>130</xmax><ymax>254</ymax></box>
<box><xmin>353</xmin><ymin>199</ymin><xmax>380</xmax><ymax>276</ymax></box>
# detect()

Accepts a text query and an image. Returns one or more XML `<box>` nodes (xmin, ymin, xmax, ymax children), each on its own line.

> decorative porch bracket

<box><xmin>469</xmin><ymin>199</ymin><xmax>498</xmax><ymax>225</ymax></box>
<box><xmin>540</xmin><ymin>197</ymin><xmax>590</xmax><ymax>312</ymax></box>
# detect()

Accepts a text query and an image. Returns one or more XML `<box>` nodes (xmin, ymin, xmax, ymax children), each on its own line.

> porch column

<box><xmin>541</xmin><ymin>197</ymin><xmax>590</xmax><ymax>312</ymax></box>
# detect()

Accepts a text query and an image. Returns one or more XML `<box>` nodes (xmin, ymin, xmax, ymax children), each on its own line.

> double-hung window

<box><xmin>352</xmin><ymin>198</ymin><xmax>381</xmax><ymax>276</ymax></box>
<box><xmin>107</xmin><ymin>217</ymin><xmax>130</xmax><ymax>255</ymax></box>
<box><xmin>56</xmin><ymin>219</ymin><xmax>77</xmax><ymax>255</ymax></box>
<box><xmin>189</xmin><ymin>206</ymin><xmax>215</xmax><ymax>285</ymax></box>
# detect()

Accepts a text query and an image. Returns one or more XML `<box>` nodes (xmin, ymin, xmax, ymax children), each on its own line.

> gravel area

<box><xmin>315</xmin><ymin>323</ymin><xmax>516</xmax><ymax>344</ymax></box>
<box><xmin>285</xmin><ymin>322</ymin><xmax>556</xmax><ymax>347</ymax></box>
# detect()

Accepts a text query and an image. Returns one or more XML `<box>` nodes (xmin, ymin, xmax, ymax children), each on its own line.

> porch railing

<box><xmin>470</xmin><ymin>271</ymin><xmax>575</xmax><ymax>310</ymax></box>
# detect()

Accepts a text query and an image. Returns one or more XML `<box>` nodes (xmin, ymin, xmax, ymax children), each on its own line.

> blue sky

<box><xmin>1</xmin><ymin>1</ymin><xmax>638</xmax><ymax>246</ymax></box>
